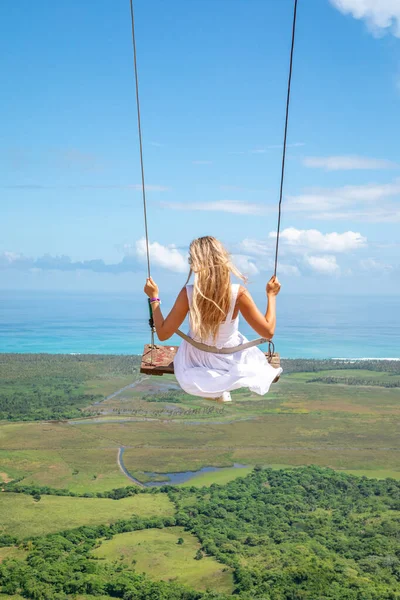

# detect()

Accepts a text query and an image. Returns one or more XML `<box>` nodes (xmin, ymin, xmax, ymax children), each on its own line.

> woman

<box><xmin>144</xmin><ymin>236</ymin><xmax>282</xmax><ymax>402</ymax></box>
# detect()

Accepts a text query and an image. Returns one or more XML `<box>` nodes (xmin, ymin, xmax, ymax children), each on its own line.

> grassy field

<box><xmin>0</xmin><ymin>493</ymin><xmax>174</xmax><ymax>538</ymax></box>
<box><xmin>1</xmin><ymin>358</ymin><xmax>399</xmax><ymax>489</ymax></box>
<box><xmin>122</xmin><ymin>446</ymin><xmax>235</xmax><ymax>476</ymax></box>
<box><xmin>92</xmin><ymin>526</ymin><xmax>233</xmax><ymax>593</ymax></box>
<box><xmin>340</xmin><ymin>468</ymin><xmax>400</xmax><ymax>480</ymax></box>
<box><xmin>0</xmin><ymin>448</ymin><xmax>128</xmax><ymax>492</ymax></box>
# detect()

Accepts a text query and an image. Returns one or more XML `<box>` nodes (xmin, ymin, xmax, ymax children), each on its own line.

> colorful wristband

<box><xmin>149</xmin><ymin>297</ymin><xmax>161</xmax><ymax>304</ymax></box>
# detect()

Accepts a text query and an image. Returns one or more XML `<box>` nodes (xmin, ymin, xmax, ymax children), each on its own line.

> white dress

<box><xmin>174</xmin><ymin>284</ymin><xmax>283</xmax><ymax>398</ymax></box>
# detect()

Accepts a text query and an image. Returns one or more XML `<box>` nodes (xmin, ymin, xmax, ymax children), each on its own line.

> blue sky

<box><xmin>1</xmin><ymin>0</ymin><xmax>399</xmax><ymax>296</ymax></box>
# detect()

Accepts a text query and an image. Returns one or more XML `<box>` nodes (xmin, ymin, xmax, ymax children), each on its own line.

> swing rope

<box><xmin>129</xmin><ymin>0</ymin><xmax>298</xmax><ymax>357</ymax></box>
<box><xmin>129</xmin><ymin>0</ymin><xmax>151</xmax><ymax>280</ymax></box>
<box><xmin>274</xmin><ymin>0</ymin><xmax>298</xmax><ymax>277</ymax></box>
<box><xmin>129</xmin><ymin>0</ymin><xmax>155</xmax><ymax>350</ymax></box>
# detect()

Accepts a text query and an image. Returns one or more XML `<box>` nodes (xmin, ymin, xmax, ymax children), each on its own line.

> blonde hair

<box><xmin>186</xmin><ymin>236</ymin><xmax>246</xmax><ymax>342</ymax></box>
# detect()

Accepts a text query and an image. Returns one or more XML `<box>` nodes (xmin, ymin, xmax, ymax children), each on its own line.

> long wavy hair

<box><xmin>186</xmin><ymin>236</ymin><xmax>246</xmax><ymax>342</ymax></box>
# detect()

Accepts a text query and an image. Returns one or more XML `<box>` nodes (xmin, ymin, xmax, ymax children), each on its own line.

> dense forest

<box><xmin>0</xmin><ymin>354</ymin><xmax>139</xmax><ymax>421</ymax></box>
<box><xmin>307</xmin><ymin>376</ymin><xmax>400</xmax><ymax>388</ymax></box>
<box><xmin>282</xmin><ymin>359</ymin><xmax>400</xmax><ymax>375</ymax></box>
<box><xmin>1</xmin><ymin>466</ymin><xmax>400</xmax><ymax>599</ymax></box>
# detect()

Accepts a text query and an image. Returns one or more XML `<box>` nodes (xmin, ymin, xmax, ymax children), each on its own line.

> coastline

<box><xmin>1</xmin><ymin>291</ymin><xmax>399</xmax><ymax>359</ymax></box>
<box><xmin>0</xmin><ymin>352</ymin><xmax>398</xmax><ymax>362</ymax></box>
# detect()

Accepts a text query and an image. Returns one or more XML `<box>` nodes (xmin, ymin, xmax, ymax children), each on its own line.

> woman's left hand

<box><xmin>144</xmin><ymin>277</ymin><xmax>159</xmax><ymax>298</ymax></box>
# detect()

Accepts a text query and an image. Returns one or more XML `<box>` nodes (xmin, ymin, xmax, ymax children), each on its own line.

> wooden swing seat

<box><xmin>140</xmin><ymin>344</ymin><xmax>280</xmax><ymax>376</ymax></box>
<box><xmin>140</xmin><ymin>344</ymin><xmax>177</xmax><ymax>375</ymax></box>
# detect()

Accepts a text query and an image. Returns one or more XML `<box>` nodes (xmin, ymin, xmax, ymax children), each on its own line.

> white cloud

<box><xmin>269</xmin><ymin>228</ymin><xmax>367</xmax><ymax>253</ymax></box>
<box><xmin>1</xmin><ymin>243</ymin><xmax>188</xmax><ymax>275</ymax></box>
<box><xmin>330</xmin><ymin>0</ymin><xmax>400</xmax><ymax>37</ymax></box>
<box><xmin>135</xmin><ymin>239</ymin><xmax>188</xmax><ymax>273</ymax></box>
<box><xmin>360</xmin><ymin>258</ymin><xmax>393</xmax><ymax>272</ymax></box>
<box><xmin>303</xmin><ymin>155</ymin><xmax>398</xmax><ymax>171</ymax></box>
<box><xmin>323</xmin><ymin>208</ymin><xmax>400</xmax><ymax>222</ymax></box>
<box><xmin>162</xmin><ymin>200</ymin><xmax>269</xmax><ymax>215</ymax></box>
<box><xmin>277</xmin><ymin>263</ymin><xmax>301</xmax><ymax>276</ymax></box>
<box><xmin>238</xmin><ymin>239</ymin><xmax>270</xmax><ymax>256</ymax></box>
<box><xmin>231</xmin><ymin>254</ymin><xmax>259</xmax><ymax>276</ymax></box>
<box><xmin>239</xmin><ymin>228</ymin><xmax>369</xmax><ymax>277</ymax></box>
<box><xmin>234</xmin><ymin>243</ymin><xmax>300</xmax><ymax>276</ymax></box>
<box><xmin>0</xmin><ymin>251</ymin><xmax>135</xmax><ymax>273</ymax></box>
<box><xmin>305</xmin><ymin>255</ymin><xmax>340</xmax><ymax>275</ymax></box>
<box><xmin>288</xmin><ymin>181</ymin><xmax>400</xmax><ymax>208</ymax></box>
<box><xmin>2</xmin><ymin>251</ymin><xmax>23</xmax><ymax>264</ymax></box>
<box><xmin>287</xmin><ymin>180</ymin><xmax>400</xmax><ymax>222</ymax></box>
<box><xmin>239</xmin><ymin>227</ymin><xmax>367</xmax><ymax>257</ymax></box>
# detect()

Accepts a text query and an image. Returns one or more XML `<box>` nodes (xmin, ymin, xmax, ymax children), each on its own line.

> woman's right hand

<box><xmin>144</xmin><ymin>277</ymin><xmax>159</xmax><ymax>298</ymax></box>
<box><xmin>266</xmin><ymin>275</ymin><xmax>281</xmax><ymax>296</ymax></box>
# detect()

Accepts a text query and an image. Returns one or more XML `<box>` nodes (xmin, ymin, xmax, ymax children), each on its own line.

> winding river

<box><xmin>117</xmin><ymin>446</ymin><xmax>248</xmax><ymax>488</ymax></box>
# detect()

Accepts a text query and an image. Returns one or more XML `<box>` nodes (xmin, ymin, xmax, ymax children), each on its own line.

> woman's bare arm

<box><xmin>144</xmin><ymin>278</ymin><xmax>189</xmax><ymax>341</ymax></box>
<box><xmin>238</xmin><ymin>277</ymin><xmax>280</xmax><ymax>339</ymax></box>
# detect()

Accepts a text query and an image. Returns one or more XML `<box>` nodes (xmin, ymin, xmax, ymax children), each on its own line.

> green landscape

<box><xmin>0</xmin><ymin>354</ymin><xmax>399</xmax><ymax>598</ymax></box>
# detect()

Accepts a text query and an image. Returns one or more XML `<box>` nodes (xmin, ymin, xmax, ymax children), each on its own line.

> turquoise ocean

<box><xmin>0</xmin><ymin>291</ymin><xmax>399</xmax><ymax>359</ymax></box>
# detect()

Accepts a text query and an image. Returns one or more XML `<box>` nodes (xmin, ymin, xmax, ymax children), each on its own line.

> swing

<box><xmin>140</xmin><ymin>342</ymin><xmax>281</xmax><ymax>376</ymax></box>
<box><xmin>140</xmin><ymin>297</ymin><xmax>282</xmax><ymax>375</ymax></box>
<box><xmin>128</xmin><ymin>0</ymin><xmax>299</xmax><ymax>377</ymax></box>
